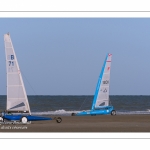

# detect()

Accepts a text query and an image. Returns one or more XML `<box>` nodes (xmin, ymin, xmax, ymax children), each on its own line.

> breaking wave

<box><xmin>31</xmin><ymin>109</ymin><xmax>150</xmax><ymax>116</ymax></box>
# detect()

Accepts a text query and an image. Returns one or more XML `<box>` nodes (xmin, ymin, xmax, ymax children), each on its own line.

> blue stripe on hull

<box><xmin>76</xmin><ymin>106</ymin><xmax>114</xmax><ymax>116</ymax></box>
<box><xmin>3</xmin><ymin>115</ymin><xmax>52</xmax><ymax>121</ymax></box>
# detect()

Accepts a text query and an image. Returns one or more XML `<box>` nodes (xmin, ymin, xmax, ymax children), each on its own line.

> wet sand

<box><xmin>1</xmin><ymin>115</ymin><xmax>150</xmax><ymax>132</ymax></box>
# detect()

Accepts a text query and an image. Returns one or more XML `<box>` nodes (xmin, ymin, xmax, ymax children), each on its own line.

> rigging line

<box><xmin>78</xmin><ymin>96</ymin><xmax>88</xmax><ymax>111</ymax></box>
<box><xmin>109</xmin><ymin>96</ymin><xmax>112</xmax><ymax>106</ymax></box>
<box><xmin>21</xmin><ymin>71</ymin><xmax>37</xmax><ymax>96</ymax></box>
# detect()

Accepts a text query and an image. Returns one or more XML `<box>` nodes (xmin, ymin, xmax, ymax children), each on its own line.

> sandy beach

<box><xmin>0</xmin><ymin>115</ymin><xmax>150</xmax><ymax>132</ymax></box>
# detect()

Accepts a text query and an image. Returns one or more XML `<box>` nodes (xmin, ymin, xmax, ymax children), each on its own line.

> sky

<box><xmin>0</xmin><ymin>18</ymin><xmax>150</xmax><ymax>95</ymax></box>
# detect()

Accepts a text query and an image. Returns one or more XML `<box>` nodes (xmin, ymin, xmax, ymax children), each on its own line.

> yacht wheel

<box><xmin>0</xmin><ymin>117</ymin><xmax>3</xmax><ymax>122</ymax></box>
<box><xmin>21</xmin><ymin>116</ymin><xmax>28</xmax><ymax>124</ymax></box>
<box><xmin>71</xmin><ymin>113</ymin><xmax>76</xmax><ymax>116</ymax></box>
<box><xmin>56</xmin><ymin>117</ymin><xmax>62</xmax><ymax>123</ymax></box>
<box><xmin>111</xmin><ymin>110</ymin><xmax>116</xmax><ymax>116</ymax></box>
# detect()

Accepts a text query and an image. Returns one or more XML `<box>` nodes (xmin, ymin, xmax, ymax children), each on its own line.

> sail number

<box><xmin>8</xmin><ymin>55</ymin><xmax>14</xmax><ymax>60</ymax></box>
<box><xmin>9</xmin><ymin>61</ymin><xmax>14</xmax><ymax>66</ymax></box>
<box><xmin>10</xmin><ymin>55</ymin><xmax>14</xmax><ymax>60</ymax></box>
<box><xmin>8</xmin><ymin>55</ymin><xmax>15</xmax><ymax>72</ymax></box>
<box><xmin>8</xmin><ymin>55</ymin><xmax>15</xmax><ymax>66</ymax></box>
<box><xmin>103</xmin><ymin>80</ymin><xmax>109</xmax><ymax>84</ymax></box>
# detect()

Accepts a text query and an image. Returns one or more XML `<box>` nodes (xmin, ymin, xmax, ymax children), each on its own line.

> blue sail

<box><xmin>91</xmin><ymin>54</ymin><xmax>108</xmax><ymax>110</ymax></box>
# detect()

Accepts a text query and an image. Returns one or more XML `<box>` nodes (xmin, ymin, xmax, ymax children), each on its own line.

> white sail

<box><xmin>4</xmin><ymin>33</ymin><xmax>31</xmax><ymax>114</ymax></box>
<box><xmin>93</xmin><ymin>53</ymin><xmax>112</xmax><ymax>109</ymax></box>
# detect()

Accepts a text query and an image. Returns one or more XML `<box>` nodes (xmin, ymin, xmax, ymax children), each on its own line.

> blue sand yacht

<box><xmin>72</xmin><ymin>53</ymin><xmax>116</xmax><ymax>116</ymax></box>
<box><xmin>0</xmin><ymin>33</ymin><xmax>62</xmax><ymax>124</ymax></box>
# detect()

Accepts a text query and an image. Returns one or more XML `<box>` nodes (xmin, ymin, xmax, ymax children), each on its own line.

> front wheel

<box><xmin>0</xmin><ymin>117</ymin><xmax>3</xmax><ymax>122</ymax></box>
<box><xmin>56</xmin><ymin>117</ymin><xmax>62</xmax><ymax>123</ymax></box>
<box><xmin>111</xmin><ymin>110</ymin><xmax>116</xmax><ymax>116</ymax></box>
<box><xmin>71</xmin><ymin>113</ymin><xmax>76</xmax><ymax>116</ymax></box>
<box><xmin>20</xmin><ymin>116</ymin><xmax>28</xmax><ymax>124</ymax></box>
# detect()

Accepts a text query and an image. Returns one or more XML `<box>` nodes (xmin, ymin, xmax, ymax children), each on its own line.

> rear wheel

<box><xmin>56</xmin><ymin>117</ymin><xmax>62</xmax><ymax>123</ymax></box>
<box><xmin>21</xmin><ymin>116</ymin><xmax>28</xmax><ymax>124</ymax></box>
<box><xmin>111</xmin><ymin>110</ymin><xmax>116</xmax><ymax>116</ymax></box>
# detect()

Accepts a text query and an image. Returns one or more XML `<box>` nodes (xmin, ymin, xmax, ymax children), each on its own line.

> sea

<box><xmin>0</xmin><ymin>95</ymin><xmax>150</xmax><ymax>116</ymax></box>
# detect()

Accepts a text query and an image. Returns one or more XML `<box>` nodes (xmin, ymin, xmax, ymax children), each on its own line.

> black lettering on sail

<box><xmin>9</xmin><ymin>102</ymin><xmax>25</xmax><ymax>110</ymax></box>
<box><xmin>103</xmin><ymin>80</ymin><xmax>109</xmax><ymax>84</ymax></box>
<box><xmin>99</xmin><ymin>102</ymin><xmax>105</xmax><ymax>106</ymax></box>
